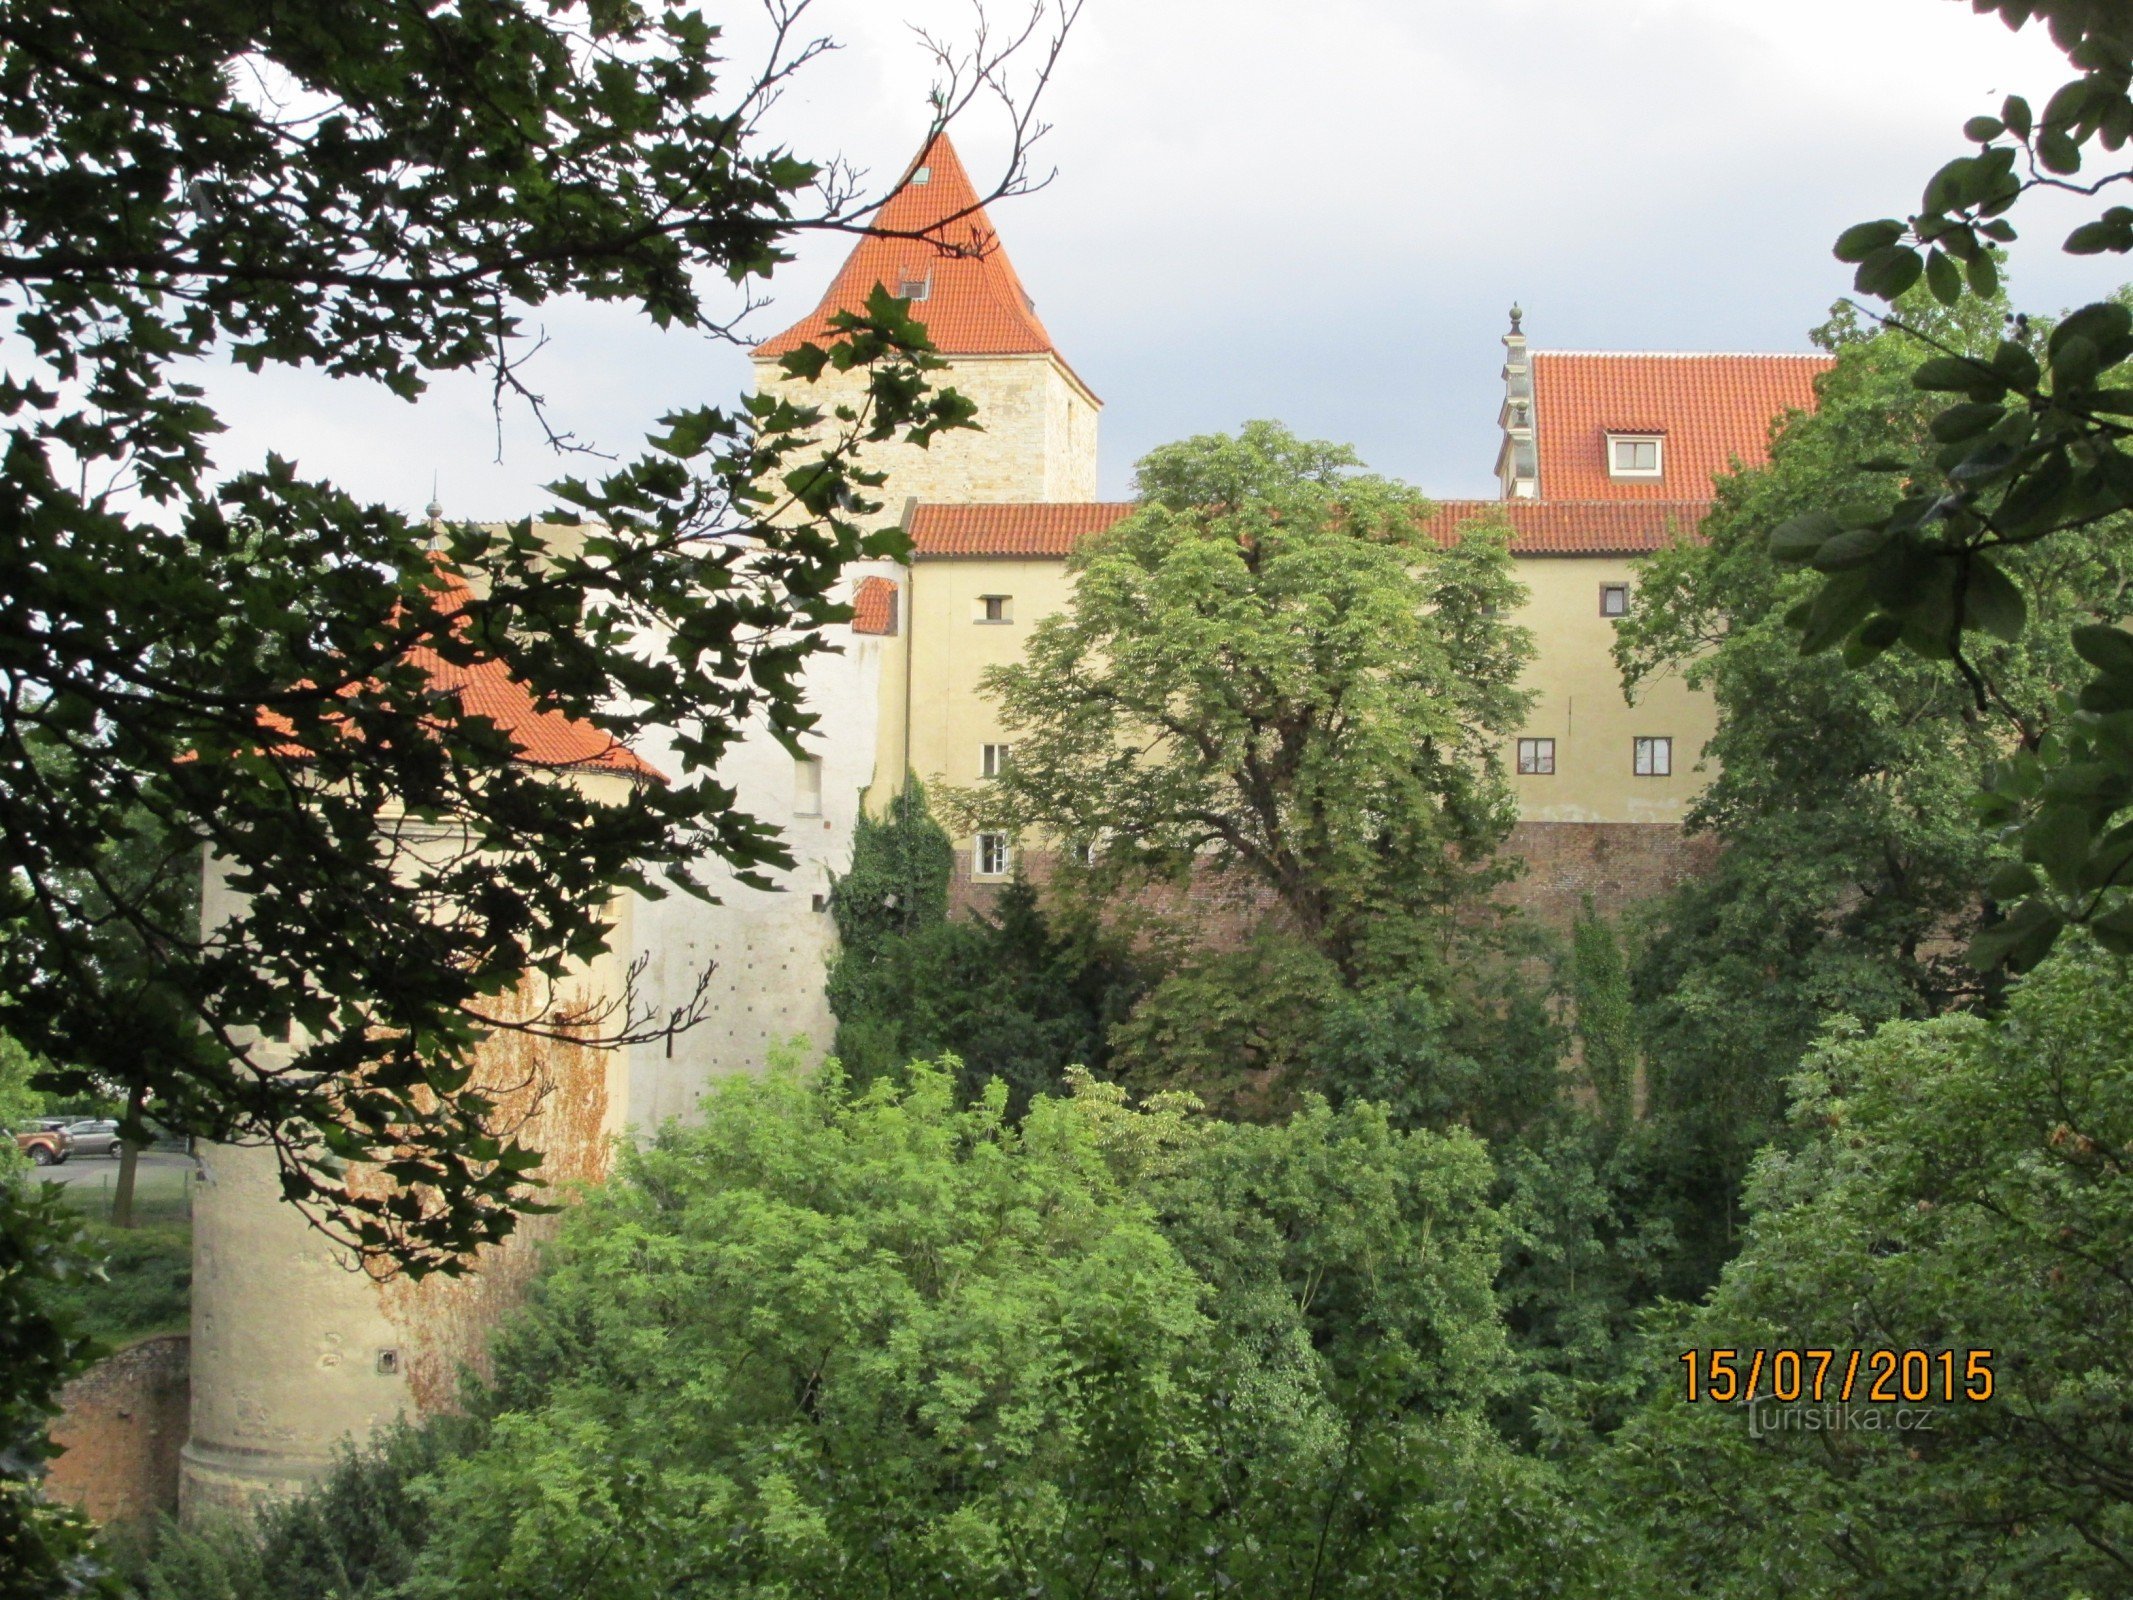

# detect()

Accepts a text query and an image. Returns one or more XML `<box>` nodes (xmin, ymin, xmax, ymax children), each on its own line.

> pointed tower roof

<box><xmin>756</xmin><ymin>132</ymin><xmax>1093</xmax><ymax>397</ymax></box>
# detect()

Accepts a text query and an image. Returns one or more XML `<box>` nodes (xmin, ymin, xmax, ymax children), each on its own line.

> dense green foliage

<box><xmin>0</xmin><ymin>1180</ymin><xmax>108</xmax><ymax>1598</ymax></box>
<box><xmin>1600</xmin><ymin>942</ymin><xmax>2133</xmax><ymax>1595</ymax></box>
<box><xmin>826</xmin><ymin>783</ymin><xmax>1143</xmax><ymax>1109</ymax></box>
<box><xmin>136</xmin><ymin>1420</ymin><xmax>485</xmax><ymax>1600</ymax></box>
<box><xmin>1785</xmin><ymin>0</ymin><xmax>2133</xmax><ymax>968</ymax></box>
<box><xmin>34</xmin><ymin>1219</ymin><xmax>190</xmax><ymax>1350</ymax></box>
<box><xmin>1616</xmin><ymin>295</ymin><xmax>2133</xmax><ymax>1282</ymax></box>
<box><xmin>142</xmin><ymin>1065</ymin><xmax>1614</xmax><ymax>1599</ymax></box>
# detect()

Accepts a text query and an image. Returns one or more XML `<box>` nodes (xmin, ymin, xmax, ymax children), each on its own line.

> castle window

<box><xmin>1607</xmin><ymin>434</ymin><xmax>1663</xmax><ymax>479</ymax></box>
<box><xmin>981</xmin><ymin>742</ymin><xmax>1011</xmax><ymax>778</ymax></box>
<box><xmin>975</xmin><ymin>832</ymin><xmax>1013</xmax><ymax>878</ymax></box>
<box><xmin>897</xmin><ymin>272</ymin><xmax>931</xmax><ymax>302</ymax></box>
<box><xmin>1517</xmin><ymin>737</ymin><xmax>1556</xmax><ymax>776</ymax></box>
<box><xmin>1633</xmin><ymin>737</ymin><xmax>1673</xmax><ymax>777</ymax></box>
<box><xmin>1600</xmin><ymin>582</ymin><xmax>1631</xmax><ymax>617</ymax></box>
<box><xmin>794</xmin><ymin>755</ymin><xmax>823</xmax><ymax>816</ymax></box>
<box><xmin>976</xmin><ymin>594</ymin><xmax>1012</xmax><ymax>624</ymax></box>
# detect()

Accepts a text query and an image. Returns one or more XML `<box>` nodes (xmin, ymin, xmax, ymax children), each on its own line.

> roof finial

<box><xmin>425</xmin><ymin>471</ymin><xmax>443</xmax><ymax>523</ymax></box>
<box><xmin>1508</xmin><ymin>303</ymin><xmax>1524</xmax><ymax>335</ymax></box>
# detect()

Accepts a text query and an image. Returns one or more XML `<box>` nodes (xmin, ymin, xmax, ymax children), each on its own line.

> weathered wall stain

<box><xmin>370</xmin><ymin>972</ymin><xmax>616</xmax><ymax>1414</ymax></box>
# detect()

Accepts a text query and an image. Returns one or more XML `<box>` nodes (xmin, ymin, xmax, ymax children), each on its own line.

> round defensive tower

<box><xmin>178</xmin><ymin>566</ymin><xmax>654</xmax><ymax>1516</ymax></box>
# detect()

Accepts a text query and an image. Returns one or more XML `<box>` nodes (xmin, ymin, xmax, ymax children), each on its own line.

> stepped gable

<box><xmin>260</xmin><ymin>562</ymin><xmax>663</xmax><ymax>781</ymax></box>
<box><xmin>1531</xmin><ymin>351</ymin><xmax>1830</xmax><ymax>500</ymax></box>
<box><xmin>755</xmin><ymin>132</ymin><xmax>1091</xmax><ymax>393</ymax></box>
<box><xmin>907</xmin><ymin>499</ymin><xmax>1705</xmax><ymax>559</ymax></box>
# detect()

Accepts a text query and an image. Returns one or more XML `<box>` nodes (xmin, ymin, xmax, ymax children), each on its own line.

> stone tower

<box><xmin>752</xmin><ymin>130</ymin><xmax>1101</xmax><ymax>505</ymax></box>
<box><xmin>180</xmin><ymin>568</ymin><xmax>657</xmax><ymax>1514</ymax></box>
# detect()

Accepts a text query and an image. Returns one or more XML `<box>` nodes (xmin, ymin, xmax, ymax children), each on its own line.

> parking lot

<box><xmin>39</xmin><ymin>1147</ymin><xmax>194</xmax><ymax>1191</ymax></box>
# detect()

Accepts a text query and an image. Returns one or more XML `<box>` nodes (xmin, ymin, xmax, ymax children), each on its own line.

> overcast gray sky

<box><xmin>198</xmin><ymin>0</ymin><xmax>2121</xmax><ymax>513</ymax></box>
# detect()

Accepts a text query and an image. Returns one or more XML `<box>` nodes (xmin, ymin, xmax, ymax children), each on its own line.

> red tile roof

<box><xmin>1531</xmin><ymin>352</ymin><xmax>1830</xmax><ymax>500</ymax></box>
<box><xmin>755</xmin><ymin>133</ymin><xmax>1093</xmax><ymax>398</ymax></box>
<box><xmin>906</xmin><ymin>500</ymin><xmax>1705</xmax><ymax>559</ymax></box>
<box><xmin>262</xmin><ymin>564</ymin><xmax>663</xmax><ymax>782</ymax></box>
<box><xmin>851</xmin><ymin>575</ymin><xmax>899</xmax><ymax>635</ymax></box>
<box><xmin>1423</xmin><ymin>500</ymin><xmax>1707</xmax><ymax>555</ymax></box>
<box><xmin>908</xmin><ymin>501</ymin><xmax>1137</xmax><ymax>557</ymax></box>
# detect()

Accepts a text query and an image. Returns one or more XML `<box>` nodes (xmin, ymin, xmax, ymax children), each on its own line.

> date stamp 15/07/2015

<box><xmin>1679</xmin><ymin>1348</ymin><xmax>1995</xmax><ymax>1406</ymax></box>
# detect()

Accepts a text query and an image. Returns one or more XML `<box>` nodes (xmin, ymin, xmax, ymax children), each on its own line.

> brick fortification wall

<box><xmin>48</xmin><ymin>1334</ymin><xmax>191</xmax><ymax>1527</ymax></box>
<box><xmin>954</xmin><ymin>824</ymin><xmax>1714</xmax><ymax>936</ymax></box>
<box><xmin>1498</xmin><ymin>821</ymin><xmax>1719</xmax><ymax>928</ymax></box>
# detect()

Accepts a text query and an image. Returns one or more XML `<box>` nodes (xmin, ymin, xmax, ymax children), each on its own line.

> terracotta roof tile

<box><xmin>907</xmin><ymin>500</ymin><xmax>1704</xmax><ymax>559</ymax></box>
<box><xmin>1422</xmin><ymin>500</ymin><xmax>1708</xmax><ymax>555</ymax></box>
<box><xmin>755</xmin><ymin>133</ymin><xmax>1092</xmax><ymax>399</ymax></box>
<box><xmin>908</xmin><ymin>501</ymin><xmax>1137</xmax><ymax>557</ymax></box>
<box><xmin>262</xmin><ymin>563</ymin><xmax>664</xmax><ymax>782</ymax></box>
<box><xmin>1532</xmin><ymin>352</ymin><xmax>1830</xmax><ymax>500</ymax></box>
<box><xmin>851</xmin><ymin>575</ymin><xmax>899</xmax><ymax>635</ymax></box>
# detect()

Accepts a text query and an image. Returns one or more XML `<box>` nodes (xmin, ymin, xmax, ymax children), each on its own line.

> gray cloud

<box><xmin>187</xmin><ymin>0</ymin><xmax>2114</xmax><ymax>514</ymax></box>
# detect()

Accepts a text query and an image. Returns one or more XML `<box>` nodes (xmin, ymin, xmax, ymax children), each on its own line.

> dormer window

<box><xmin>897</xmin><ymin>272</ymin><xmax>931</xmax><ymax>303</ymax></box>
<box><xmin>1607</xmin><ymin>434</ymin><xmax>1663</xmax><ymax>479</ymax></box>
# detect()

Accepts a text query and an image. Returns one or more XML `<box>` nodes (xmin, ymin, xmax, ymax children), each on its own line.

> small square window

<box><xmin>794</xmin><ymin>755</ymin><xmax>823</xmax><ymax>816</ymax></box>
<box><xmin>1633</xmin><ymin>737</ymin><xmax>1673</xmax><ymax>777</ymax></box>
<box><xmin>975</xmin><ymin>832</ymin><xmax>1013</xmax><ymax>878</ymax></box>
<box><xmin>977</xmin><ymin>594</ymin><xmax>1012</xmax><ymax>624</ymax></box>
<box><xmin>1607</xmin><ymin>435</ymin><xmax>1663</xmax><ymax>478</ymax></box>
<box><xmin>1517</xmin><ymin>737</ymin><xmax>1556</xmax><ymax>776</ymax></box>
<box><xmin>1600</xmin><ymin>583</ymin><xmax>1630</xmax><ymax>617</ymax></box>
<box><xmin>980</xmin><ymin>742</ymin><xmax>1011</xmax><ymax>778</ymax></box>
<box><xmin>896</xmin><ymin>272</ymin><xmax>931</xmax><ymax>302</ymax></box>
<box><xmin>910</xmin><ymin>165</ymin><xmax>932</xmax><ymax>185</ymax></box>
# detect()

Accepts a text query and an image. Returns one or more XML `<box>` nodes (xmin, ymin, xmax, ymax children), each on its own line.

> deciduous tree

<box><xmin>977</xmin><ymin>421</ymin><xmax>1531</xmax><ymax>982</ymax></box>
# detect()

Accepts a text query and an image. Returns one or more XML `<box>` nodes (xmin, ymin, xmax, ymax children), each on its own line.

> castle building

<box><xmin>176</xmin><ymin>129</ymin><xmax>1836</xmax><ymax>1515</ymax></box>
<box><xmin>751</xmin><ymin>130</ymin><xmax>1834</xmax><ymax>917</ymax></box>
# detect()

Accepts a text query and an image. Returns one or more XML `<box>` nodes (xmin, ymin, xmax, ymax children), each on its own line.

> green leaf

<box><xmin>1961</xmin><ymin>556</ymin><xmax>2026</xmax><ymax>641</ymax></box>
<box><xmin>1768</xmin><ymin>511</ymin><xmax>1838</xmax><ymax>564</ymax></box>
<box><xmin>1968</xmin><ymin>897</ymin><xmax>2064</xmax><ymax>970</ymax></box>
<box><xmin>1855</xmin><ymin>245</ymin><xmax>1924</xmax><ymax>300</ymax></box>
<box><xmin>2066</xmin><ymin>218</ymin><xmax>2133</xmax><ymax>255</ymax></box>
<box><xmin>1925</xmin><ymin>248</ymin><xmax>1963</xmax><ymax>306</ymax></box>
<box><xmin>2028</xmin><ymin>804</ymin><xmax>2093</xmax><ymax>891</ymax></box>
<box><xmin>1913</xmin><ymin>355</ymin><xmax>1992</xmax><ymax>392</ymax></box>
<box><xmin>1834</xmin><ymin>219</ymin><xmax>1906</xmax><ymax>263</ymax></box>
<box><xmin>2038</xmin><ymin>128</ymin><xmax>2083</xmax><ymax>175</ymax></box>
<box><xmin>1986</xmin><ymin>860</ymin><xmax>2039</xmax><ymax>901</ymax></box>
<box><xmin>1966</xmin><ymin>251</ymin><xmax>2001</xmax><ymax>298</ymax></box>
<box><xmin>1810</xmin><ymin>523</ymin><xmax>1893</xmax><ymax>572</ymax></box>
<box><xmin>2091</xmin><ymin>902</ymin><xmax>2133</xmax><ymax>955</ymax></box>
<box><xmin>1964</xmin><ymin>115</ymin><xmax>2006</xmax><ymax>143</ymax></box>
<box><xmin>1930</xmin><ymin>401</ymin><xmax>2006</xmax><ymax>442</ymax></box>
<box><xmin>2072</xmin><ymin>624</ymin><xmax>2133</xmax><ymax>678</ymax></box>
<box><xmin>2002</xmin><ymin>94</ymin><xmax>2032</xmax><ymax>139</ymax></box>
<box><xmin>1797</xmin><ymin>570</ymin><xmax>1876</xmax><ymax>655</ymax></box>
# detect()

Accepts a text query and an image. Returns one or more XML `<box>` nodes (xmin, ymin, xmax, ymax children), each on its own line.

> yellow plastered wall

<box><xmin>870</xmin><ymin>551</ymin><xmax>1717</xmax><ymax>837</ymax></box>
<box><xmin>867</xmin><ymin>556</ymin><xmax>1078</xmax><ymax>868</ymax></box>
<box><xmin>1508</xmin><ymin>556</ymin><xmax>1716</xmax><ymax>823</ymax></box>
<box><xmin>751</xmin><ymin>351</ymin><xmax>1098</xmax><ymax>506</ymax></box>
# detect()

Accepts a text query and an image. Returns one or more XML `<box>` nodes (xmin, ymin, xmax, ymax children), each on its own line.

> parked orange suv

<box><xmin>8</xmin><ymin>1124</ymin><xmax>70</xmax><ymax>1166</ymax></box>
